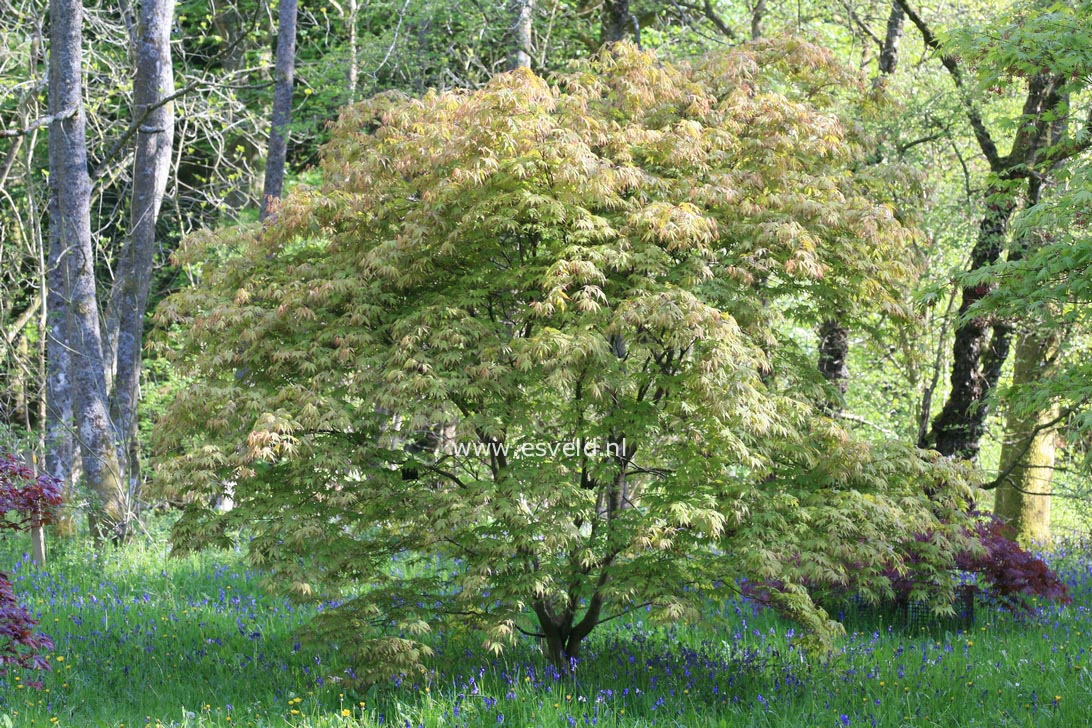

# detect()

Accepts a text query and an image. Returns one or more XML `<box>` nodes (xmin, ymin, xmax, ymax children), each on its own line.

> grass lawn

<box><xmin>1</xmin><ymin>527</ymin><xmax>1091</xmax><ymax>727</ymax></box>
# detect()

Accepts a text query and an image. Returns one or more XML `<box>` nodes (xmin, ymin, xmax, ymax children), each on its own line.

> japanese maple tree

<box><xmin>156</xmin><ymin>41</ymin><xmax>978</xmax><ymax>678</ymax></box>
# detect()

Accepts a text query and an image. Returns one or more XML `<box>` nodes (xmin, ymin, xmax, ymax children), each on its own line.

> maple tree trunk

<box><xmin>532</xmin><ymin>580</ymin><xmax>606</xmax><ymax>671</ymax></box>
<box><xmin>48</xmin><ymin>0</ymin><xmax>126</xmax><ymax>543</ymax></box>
<box><xmin>533</xmin><ymin>599</ymin><xmax>600</xmax><ymax>672</ymax></box>
<box><xmin>261</xmin><ymin>0</ymin><xmax>298</xmax><ymax>220</ymax></box>
<box><xmin>993</xmin><ymin>329</ymin><xmax>1060</xmax><ymax>544</ymax></box>
<box><xmin>750</xmin><ymin>0</ymin><xmax>767</xmax><ymax>40</ymax></box>
<box><xmin>538</xmin><ymin>619</ymin><xmax>577</xmax><ymax>671</ymax></box>
<box><xmin>894</xmin><ymin>5</ymin><xmax>1071</xmax><ymax>463</ymax></box>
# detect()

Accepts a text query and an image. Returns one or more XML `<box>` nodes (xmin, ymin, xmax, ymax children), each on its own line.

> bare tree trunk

<box><xmin>601</xmin><ymin>0</ymin><xmax>631</xmax><ymax>45</ymax></box>
<box><xmin>750</xmin><ymin>0</ymin><xmax>766</xmax><ymax>40</ymax></box>
<box><xmin>103</xmin><ymin>0</ymin><xmax>176</xmax><ymax>526</ymax></box>
<box><xmin>48</xmin><ymin>0</ymin><xmax>126</xmax><ymax>544</ymax></box>
<box><xmin>878</xmin><ymin>2</ymin><xmax>905</xmax><ymax>76</ymax></box>
<box><xmin>45</xmin><ymin>182</ymin><xmax>76</xmax><ymax>538</ymax></box>
<box><xmin>11</xmin><ymin>333</ymin><xmax>29</xmax><ymax>423</ymax></box>
<box><xmin>260</xmin><ymin>0</ymin><xmax>298</xmax><ymax>221</ymax></box>
<box><xmin>18</xmin><ymin>2</ymin><xmax>76</xmax><ymax>539</ymax></box>
<box><xmin>347</xmin><ymin>0</ymin><xmax>358</xmax><ymax>100</ymax></box>
<box><xmin>508</xmin><ymin>0</ymin><xmax>534</xmax><ymax>71</ymax></box>
<box><xmin>994</xmin><ymin>329</ymin><xmax>1060</xmax><ymax>544</ymax></box>
<box><xmin>208</xmin><ymin>0</ymin><xmax>262</xmax><ymax>212</ymax></box>
<box><xmin>817</xmin><ymin>318</ymin><xmax>848</xmax><ymax>405</ymax></box>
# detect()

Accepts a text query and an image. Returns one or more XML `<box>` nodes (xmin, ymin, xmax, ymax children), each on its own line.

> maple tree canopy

<box><xmin>155</xmin><ymin>41</ymin><xmax>978</xmax><ymax>679</ymax></box>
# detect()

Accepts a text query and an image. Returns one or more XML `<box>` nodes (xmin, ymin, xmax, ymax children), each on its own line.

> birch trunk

<box><xmin>508</xmin><ymin>0</ymin><xmax>533</xmax><ymax>71</ymax></box>
<box><xmin>347</xmin><ymin>0</ymin><xmax>358</xmax><ymax>101</ymax></box>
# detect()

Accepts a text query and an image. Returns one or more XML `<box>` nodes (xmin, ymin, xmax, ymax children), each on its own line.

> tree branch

<box><xmin>0</xmin><ymin>107</ymin><xmax>77</xmax><ymax>138</ymax></box>
<box><xmin>894</xmin><ymin>0</ymin><xmax>1002</xmax><ymax>170</ymax></box>
<box><xmin>514</xmin><ymin>623</ymin><xmax>545</xmax><ymax>638</ymax></box>
<box><xmin>835</xmin><ymin>411</ymin><xmax>897</xmax><ymax>437</ymax></box>
<box><xmin>671</xmin><ymin>0</ymin><xmax>738</xmax><ymax>41</ymax></box>
<box><xmin>1040</xmin><ymin>100</ymin><xmax>1092</xmax><ymax>165</ymax></box>
<box><xmin>91</xmin><ymin>80</ymin><xmax>201</xmax><ymax>180</ymax></box>
<box><xmin>896</xmin><ymin>131</ymin><xmax>946</xmax><ymax>154</ymax></box>
<box><xmin>981</xmin><ymin>397</ymin><xmax>1088</xmax><ymax>491</ymax></box>
<box><xmin>702</xmin><ymin>0</ymin><xmax>737</xmax><ymax>40</ymax></box>
<box><xmin>0</xmin><ymin>294</ymin><xmax>42</xmax><ymax>361</ymax></box>
<box><xmin>838</xmin><ymin>0</ymin><xmax>883</xmax><ymax>48</ymax></box>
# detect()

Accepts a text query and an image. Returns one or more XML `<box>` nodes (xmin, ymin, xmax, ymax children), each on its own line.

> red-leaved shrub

<box><xmin>0</xmin><ymin>454</ymin><xmax>63</xmax><ymax>683</ymax></box>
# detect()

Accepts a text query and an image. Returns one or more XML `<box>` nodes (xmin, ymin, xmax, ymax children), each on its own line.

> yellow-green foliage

<box><xmin>154</xmin><ymin>41</ymin><xmax>977</xmax><ymax>680</ymax></box>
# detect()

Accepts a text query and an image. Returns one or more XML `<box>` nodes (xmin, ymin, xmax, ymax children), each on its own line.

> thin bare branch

<box><xmin>0</xmin><ymin>107</ymin><xmax>76</xmax><ymax>138</ymax></box>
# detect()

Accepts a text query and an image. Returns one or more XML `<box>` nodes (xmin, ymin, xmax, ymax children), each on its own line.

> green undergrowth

<box><xmin>1</xmin><ymin>527</ymin><xmax>1091</xmax><ymax>727</ymax></box>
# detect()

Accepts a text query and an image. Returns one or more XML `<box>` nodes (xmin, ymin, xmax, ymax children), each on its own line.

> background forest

<box><xmin>2</xmin><ymin>0</ymin><xmax>1092</xmax><ymax>726</ymax></box>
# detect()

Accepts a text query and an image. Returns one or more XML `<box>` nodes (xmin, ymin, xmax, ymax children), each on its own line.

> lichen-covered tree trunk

<box><xmin>105</xmin><ymin>0</ymin><xmax>176</xmax><ymax>529</ymax></box>
<box><xmin>48</xmin><ymin>0</ymin><xmax>126</xmax><ymax>543</ymax></box>
<box><xmin>896</xmin><ymin>4</ymin><xmax>1073</xmax><ymax>463</ymax></box>
<box><xmin>750</xmin><ymin>0</ymin><xmax>767</xmax><ymax>40</ymax></box>
<box><xmin>601</xmin><ymin>0</ymin><xmax>631</xmax><ymax>45</ymax></box>
<box><xmin>991</xmin><ymin>169</ymin><xmax>1067</xmax><ymax>543</ymax></box>
<box><xmin>508</xmin><ymin>0</ymin><xmax>534</xmax><ymax>71</ymax></box>
<box><xmin>923</xmin><ymin>186</ymin><xmax>1019</xmax><ymax>458</ymax></box>
<box><xmin>878</xmin><ymin>2</ymin><xmax>905</xmax><ymax>76</ymax></box>
<box><xmin>817</xmin><ymin>318</ymin><xmax>848</xmax><ymax>404</ymax></box>
<box><xmin>260</xmin><ymin>0</ymin><xmax>298</xmax><ymax>220</ymax></box>
<box><xmin>45</xmin><ymin>193</ymin><xmax>76</xmax><ymax>538</ymax></box>
<box><xmin>993</xmin><ymin>329</ymin><xmax>1060</xmax><ymax>544</ymax></box>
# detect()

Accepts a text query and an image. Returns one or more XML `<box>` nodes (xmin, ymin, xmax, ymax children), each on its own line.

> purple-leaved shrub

<box><xmin>0</xmin><ymin>454</ymin><xmax>63</xmax><ymax>684</ymax></box>
<box><xmin>955</xmin><ymin>517</ymin><xmax>1071</xmax><ymax>609</ymax></box>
